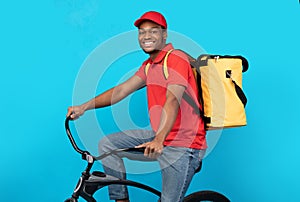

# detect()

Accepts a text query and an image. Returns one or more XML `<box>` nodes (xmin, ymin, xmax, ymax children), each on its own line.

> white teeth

<box><xmin>144</xmin><ymin>41</ymin><xmax>153</xmax><ymax>45</ymax></box>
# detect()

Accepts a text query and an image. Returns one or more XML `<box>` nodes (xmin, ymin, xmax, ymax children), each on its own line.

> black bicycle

<box><xmin>64</xmin><ymin>116</ymin><xmax>230</xmax><ymax>202</ymax></box>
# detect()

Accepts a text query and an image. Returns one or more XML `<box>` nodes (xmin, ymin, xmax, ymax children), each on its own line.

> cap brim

<box><xmin>134</xmin><ymin>19</ymin><xmax>145</xmax><ymax>27</ymax></box>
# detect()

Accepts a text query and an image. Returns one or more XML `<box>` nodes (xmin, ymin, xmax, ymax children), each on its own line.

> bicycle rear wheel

<box><xmin>183</xmin><ymin>190</ymin><xmax>230</xmax><ymax>202</ymax></box>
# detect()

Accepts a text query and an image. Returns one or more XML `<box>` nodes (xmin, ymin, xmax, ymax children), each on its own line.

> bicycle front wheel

<box><xmin>183</xmin><ymin>190</ymin><xmax>230</xmax><ymax>202</ymax></box>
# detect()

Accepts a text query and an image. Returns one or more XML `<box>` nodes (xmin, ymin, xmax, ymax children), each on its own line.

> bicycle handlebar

<box><xmin>65</xmin><ymin>115</ymin><xmax>88</xmax><ymax>155</ymax></box>
<box><xmin>65</xmin><ymin>116</ymin><xmax>145</xmax><ymax>162</ymax></box>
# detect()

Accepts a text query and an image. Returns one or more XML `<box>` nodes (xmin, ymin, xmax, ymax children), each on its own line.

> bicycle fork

<box><xmin>66</xmin><ymin>162</ymin><xmax>97</xmax><ymax>202</ymax></box>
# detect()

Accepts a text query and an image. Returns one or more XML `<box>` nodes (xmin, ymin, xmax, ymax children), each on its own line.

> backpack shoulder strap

<box><xmin>162</xmin><ymin>49</ymin><xmax>174</xmax><ymax>79</ymax></box>
<box><xmin>144</xmin><ymin>49</ymin><xmax>174</xmax><ymax>78</ymax></box>
<box><xmin>164</xmin><ymin>49</ymin><xmax>204</xmax><ymax>117</ymax></box>
<box><xmin>144</xmin><ymin>63</ymin><xmax>151</xmax><ymax>76</ymax></box>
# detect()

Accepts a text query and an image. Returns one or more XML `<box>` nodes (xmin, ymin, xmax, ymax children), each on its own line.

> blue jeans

<box><xmin>98</xmin><ymin>129</ymin><xmax>206</xmax><ymax>202</ymax></box>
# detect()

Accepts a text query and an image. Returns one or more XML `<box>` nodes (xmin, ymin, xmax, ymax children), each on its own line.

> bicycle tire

<box><xmin>183</xmin><ymin>190</ymin><xmax>230</xmax><ymax>202</ymax></box>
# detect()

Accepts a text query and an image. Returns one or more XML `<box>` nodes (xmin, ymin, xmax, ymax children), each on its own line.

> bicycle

<box><xmin>64</xmin><ymin>115</ymin><xmax>230</xmax><ymax>202</ymax></box>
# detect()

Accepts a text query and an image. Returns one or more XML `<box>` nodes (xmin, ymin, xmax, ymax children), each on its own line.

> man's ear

<box><xmin>163</xmin><ymin>30</ymin><xmax>167</xmax><ymax>41</ymax></box>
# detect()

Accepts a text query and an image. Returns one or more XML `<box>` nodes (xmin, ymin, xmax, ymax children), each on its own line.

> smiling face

<box><xmin>138</xmin><ymin>20</ymin><xmax>167</xmax><ymax>58</ymax></box>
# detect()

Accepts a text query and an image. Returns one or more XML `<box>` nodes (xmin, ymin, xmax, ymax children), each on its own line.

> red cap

<box><xmin>134</xmin><ymin>11</ymin><xmax>167</xmax><ymax>29</ymax></box>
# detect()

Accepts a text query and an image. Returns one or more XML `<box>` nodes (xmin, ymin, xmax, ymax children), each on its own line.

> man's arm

<box><xmin>67</xmin><ymin>75</ymin><xmax>145</xmax><ymax>119</ymax></box>
<box><xmin>136</xmin><ymin>84</ymin><xmax>185</xmax><ymax>158</ymax></box>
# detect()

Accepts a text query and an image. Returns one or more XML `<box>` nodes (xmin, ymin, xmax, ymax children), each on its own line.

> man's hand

<box><xmin>67</xmin><ymin>105</ymin><xmax>86</xmax><ymax>120</ymax></box>
<box><xmin>136</xmin><ymin>139</ymin><xmax>164</xmax><ymax>159</ymax></box>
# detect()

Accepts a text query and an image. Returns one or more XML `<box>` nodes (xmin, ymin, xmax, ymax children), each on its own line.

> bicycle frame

<box><xmin>64</xmin><ymin>116</ymin><xmax>161</xmax><ymax>202</ymax></box>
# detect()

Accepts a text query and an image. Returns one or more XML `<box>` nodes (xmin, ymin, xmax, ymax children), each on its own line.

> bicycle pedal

<box><xmin>92</xmin><ymin>171</ymin><xmax>106</xmax><ymax>177</ymax></box>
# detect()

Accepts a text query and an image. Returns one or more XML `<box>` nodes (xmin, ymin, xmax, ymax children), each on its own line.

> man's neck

<box><xmin>149</xmin><ymin>50</ymin><xmax>160</xmax><ymax>61</ymax></box>
<box><xmin>149</xmin><ymin>44</ymin><xmax>167</xmax><ymax>61</ymax></box>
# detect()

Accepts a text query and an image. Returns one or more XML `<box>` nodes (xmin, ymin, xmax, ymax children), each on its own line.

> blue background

<box><xmin>0</xmin><ymin>0</ymin><xmax>299</xmax><ymax>201</ymax></box>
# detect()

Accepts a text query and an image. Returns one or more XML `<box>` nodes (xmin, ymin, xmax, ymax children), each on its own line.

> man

<box><xmin>67</xmin><ymin>11</ymin><xmax>207</xmax><ymax>202</ymax></box>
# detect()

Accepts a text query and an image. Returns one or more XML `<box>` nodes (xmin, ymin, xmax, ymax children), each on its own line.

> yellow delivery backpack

<box><xmin>146</xmin><ymin>50</ymin><xmax>249</xmax><ymax>130</ymax></box>
<box><xmin>196</xmin><ymin>54</ymin><xmax>248</xmax><ymax>130</ymax></box>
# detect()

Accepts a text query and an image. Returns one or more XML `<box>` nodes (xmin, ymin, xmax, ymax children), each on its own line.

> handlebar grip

<box><xmin>126</xmin><ymin>147</ymin><xmax>145</xmax><ymax>153</ymax></box>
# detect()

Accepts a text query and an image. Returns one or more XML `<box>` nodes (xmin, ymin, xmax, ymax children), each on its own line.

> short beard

<box><xmin>142</xmin><ymin>49</ymin><xmax>160</xmax><ymax>55</ymax></box>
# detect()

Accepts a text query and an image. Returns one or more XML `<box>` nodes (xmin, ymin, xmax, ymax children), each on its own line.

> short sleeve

<box><xmin>166</xmin><ymin>50</ymin><xmax>190</xmax><ymax>88</ymax></box>
<box><xmin>135</xmin><ymin>61</ymin><xmax>148</xmax><ymax>81</ymax></box>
